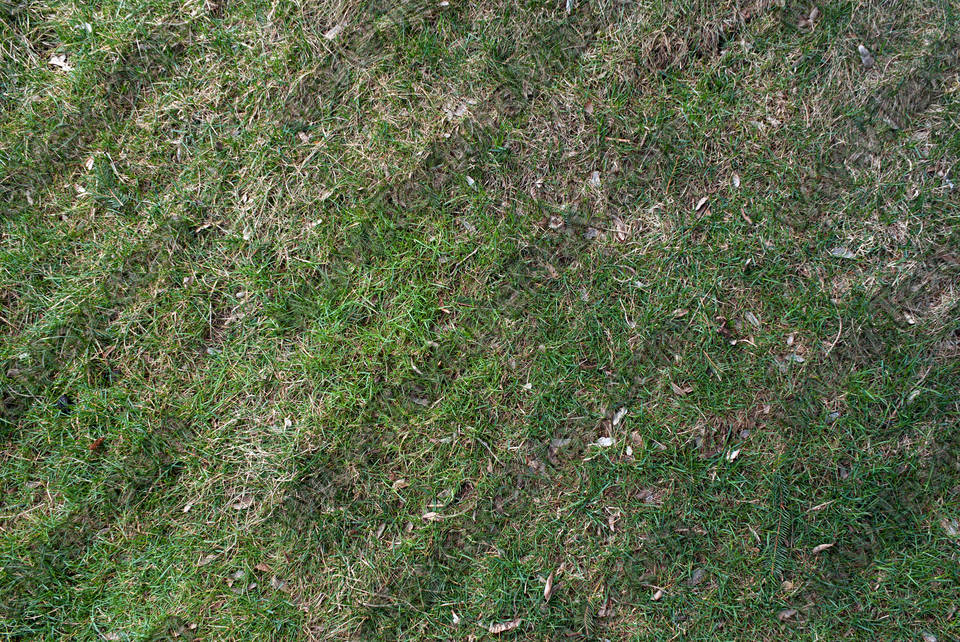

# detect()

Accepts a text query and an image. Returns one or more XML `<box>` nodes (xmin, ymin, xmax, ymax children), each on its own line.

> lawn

<box><xmin>1</xmin><ymin>0</ymin><xmax>959</xmax><ymax>638</ymax></box>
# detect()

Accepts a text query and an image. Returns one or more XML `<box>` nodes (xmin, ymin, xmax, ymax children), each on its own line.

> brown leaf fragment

<box><xmin>488</xmin><ymin>619</ymin><xmax>521</xmax><ymax>634</ymax></box>
<box><xmin>49</xmin><ymin>53</ymin><xmax>73</xmax><ymax>71</ymax></box>
<box><xmin>778</xmin><ymin>608</ymin><xmax>798</xmax><ymax>622</ymax></box>
<box><xmin>671</xmin><ymin>382</ymin><xmax>693</xmax><ymax>396</ymax></box>
<box><xmin>543</xmin><ymin>570</ymin><xmax>556</xmax><ymax>602</ymax></box>
<box><xmin>612</xmin><ymin>407</ymin><xmax>628</xmax><ymax>426</ymax></box>
<box><xmin>811</xmin><ymin>542</ymin><xmax>834</xmax><ymax>554</ymax></box>
<box><xmin>687</xmin><ymin>568</ymin><xmax>706</xmax><ymax>587</ymax></box>
<box><xmin>232</xmin><ymin>495</ymin><xmax>255</xmax><ymax>510</ymax></box>
<box><xmin>716</xmin><ymin>316</ymin><xmax>734</xmax><ymax>338</ymax></box>
<box><xmin>941</xmin><ymin>517</ymin><xmax>959</xmax><ymax>537</ymax></box>
<box><xmin>613</xmin><ymin>216</ymin><xmax>629</xmax><ymax>241</ymax></box>
<box><xmin>829</xmin><ymin>246</ymin><xmax>856</xmax><ymax>259</ymax></box>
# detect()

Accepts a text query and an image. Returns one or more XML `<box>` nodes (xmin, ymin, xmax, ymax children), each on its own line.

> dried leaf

<box><xmin>232</xmin><ymin>495</ymin><xmax>255</xmax><ymax>510</ymax></box>
<box><xmin>777</xmin><ymin>608</ymin><xmax>797</xmax><ymax>622</ymax></box>
<box><xmin>254</xmin><ymin>562</ymin><xmax>272</xmax><ymax>573</ymax></box>
<box><xmin>811</xmin><ymin>542</ymin><xmax>834</xmax><ymax>554</ymax></box>
<box><xmin>744</xmin><ymin>311</ymin><xmax>760</xmax><ymax>328</ymax></box>
<box><xmin>594</xmin><ymin>436</ymin><xmax>614</xmax><ymax>448</ymax></box>
<box><xmin>612</xmin><ymin>407</ymin><xmax>628</xmax><ymax>426</ymax></box>
<box><xmin>488</xmin><ymin>618</ymin><xmax>521</xmax><ymax>634</ymax></box>
<box><xmin>687</xmin><ymin>568</ymin><xmax>706</xmax><ymax>587</ymax></box>
<box><xmin>670</xmin><ymin>382</ymin><xmax>693</xmax><ymax>396</ymax></box>
<box><xmin>588</xmin><ymin>170</ymin><xmax>601</xmax><ymax>188</ymax></box>
<box><xmin>613</xmin><ymin>216</ymin><xmax>629</xmax><ymax>242</ymax></box>
<box><xmin>323</xmin><ymin>23</ymin><xmax>344</xmax><ymax>40</ymax></box>
<box><xmin>857</xmin><ymin>44</ymin><xmax>875</xmax><ymax>68</ymax></box>
<box><xmin>422</xmin><ymin>511</ymin><xmax>440</xmax><ymax>521</ymax></box>
<box><xmin>88</xmin><ymin>437</ymin><xmax>105</xmax><ymax>452</ymax></box>
<box><xmin>829</xmin><ymin>246</ymin><xmax>856</xmax><ymax>259</ymax></box>
<box><xmin>49</xmin><ymin>53</ymin><xmax>73</xmax><ymax>71</ymax></box>
<box><xmin>726</xmin><ymin>449</ymin><xmax>741</xmax><ymax>462</ymax></box>
<box><xmin>197</xmin><ymin>553</ymin><xmax>217</xmax><ymax>567</ymax></box>
<box><xmin>452</xmin><ymin>610</ymin><xmax>461</xmax><ymax>625</ymax></box>
<box><xmin>543</xmin><ymin>570</ymin><xmax>555</xmax><ymax>602</ymax></box>
<box><xmin>694</xmin><ymin>196</ymin><xmax>709</xmax><ymax>212</ymax></box>
<box><xmin>941</xmin><ymin>517</ymin><xmax>959</xmax><ymax>537</ymax></box>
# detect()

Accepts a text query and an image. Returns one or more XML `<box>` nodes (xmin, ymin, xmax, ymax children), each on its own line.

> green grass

<box><xmin>1</xmin><ymin>0</ymin><xmax>959</xmax><ymax>638</ymax></box>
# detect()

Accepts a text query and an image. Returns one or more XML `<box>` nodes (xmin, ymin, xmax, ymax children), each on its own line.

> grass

<box><xmin>1</xmin><ymin>0</ymin><xmax>959</xmax><ymax>638</ymax></box>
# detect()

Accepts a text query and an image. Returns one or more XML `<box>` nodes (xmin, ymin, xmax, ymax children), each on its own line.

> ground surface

<box><xmin>1</xmin><ymin>0</ymin><xmax>959</xmax><ymax>638</ymax></box>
